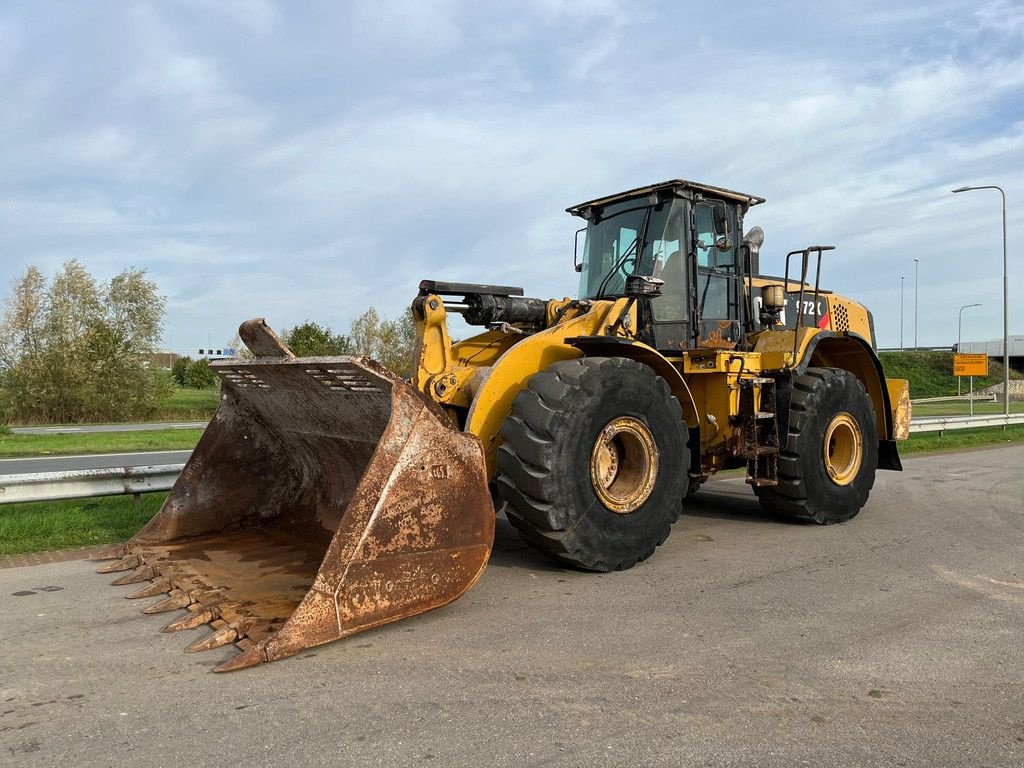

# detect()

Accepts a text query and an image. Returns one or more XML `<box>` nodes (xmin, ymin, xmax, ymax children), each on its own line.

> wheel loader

<box><xmin>93</xmin><ymin>179</ymin><xmax>911</xmax><ymax>671</ymax></box>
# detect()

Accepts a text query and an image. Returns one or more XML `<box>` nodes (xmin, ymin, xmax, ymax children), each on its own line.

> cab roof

<box><xmin>566</xmin><ymin>179</ymin><xmax>766</xmax><ymax>218</ymax></box>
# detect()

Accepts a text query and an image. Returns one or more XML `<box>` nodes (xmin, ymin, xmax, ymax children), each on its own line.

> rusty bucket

<box><xmin>93</xmin><ymin>320</ymin><xmax>494</xmax><ymax>672</ymax></box>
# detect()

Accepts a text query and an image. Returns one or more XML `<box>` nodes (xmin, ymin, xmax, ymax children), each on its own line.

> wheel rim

<box><xmin>823</xmin><ymin>412</ymin><xmax>863</xmax><ymax>486</ymax></box>
<box><xmin>589</xmin><ymin>417</ymin><xmax>659</xmax><ymax>513</ymax></box>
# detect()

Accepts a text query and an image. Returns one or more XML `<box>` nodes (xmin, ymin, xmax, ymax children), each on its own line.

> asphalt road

<box><xmin>0</xmin><ymin>451</ymin><xmax>193</xmax><ymax>475</ymax></box>
<box><xmin>9</xmin><ymin>422</ymin><xmax>207</xmax><ymax>435</ymax></box>
<box><xmin>1</xmin><ymin>446</ymin><xmax>1022</xmax><ymax>767</ymax></box>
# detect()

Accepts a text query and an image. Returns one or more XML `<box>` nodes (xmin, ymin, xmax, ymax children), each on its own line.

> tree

<box><xmin>185</xmin><ymin>358</ymin><xmax>217</xmax><ymax>389</ymax></box>
<box><xmin>171</xmin><ymin>355</ymin><xmax>192</xmax><ymax>387</ymax></box>
<box><xmin>349</xmin><ymin>307</ymin><xmax>382</xmax><ymax>359</ymax></box>
<box><xmin>374</xmin><ymin>311</ymin><xmax>416</xmax><ymax>377</ymax></box>
<box><xmin>0</xmin><ymin>260</ymin><xmax>169</xmax><ymax>424</ymax></box>
<box><xmin>215</xmin><ymin>309</ymin><xmax>415</xmax><ymax>378</ymax></box>
<box><xmin>283</xmin><ymin>321</ymin><xmax>352</xmax><ymax>357</ymax></box>
<box><xmin>348</xmin><ymin>307</ymin><xmax>416</xmax><ymax>377</ymax></box>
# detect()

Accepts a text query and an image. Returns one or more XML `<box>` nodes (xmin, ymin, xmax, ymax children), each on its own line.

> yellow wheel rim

<box><xmin>589</xmin><ymin>417</ymin><xmax>659</xmax><ymax>513</ymax></box>
<box><xmin>823</xmin><ymin>412</ymin><xmax>863</xmax><ymax>486</ymax></box>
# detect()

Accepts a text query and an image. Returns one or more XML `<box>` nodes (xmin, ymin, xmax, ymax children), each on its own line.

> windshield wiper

<box><xmin>595</xmin><ymin>236</ymin><xmax>640</xmax><ymax>299</ymax></box>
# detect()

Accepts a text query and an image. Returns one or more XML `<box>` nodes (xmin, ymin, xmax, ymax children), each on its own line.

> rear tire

<box><xmin>496</xmin><ymin>357</ymin><xmax>688</xmax><ymax>571</ymax></box>
<box><xmin>754</xmin><ymin>367</ymin><xmax>878</xmax><ymax>524</ymax></box>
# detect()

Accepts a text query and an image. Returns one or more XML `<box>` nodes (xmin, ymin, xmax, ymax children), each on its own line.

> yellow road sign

<box><xmin>954</xmin><ymin>353</ymin><xmax>988</xmax><ymax>377</ymax></box>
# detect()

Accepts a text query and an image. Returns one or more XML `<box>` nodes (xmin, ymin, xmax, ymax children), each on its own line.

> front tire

<box><xmin>755</xmin><ymin>367</ymin><xmax>878</xmax><ymax>524</ymax></box>
<box><xmin>496</xmin><ymin>357</ymin><xmax>689</xmax><ymax>571</ymax></box>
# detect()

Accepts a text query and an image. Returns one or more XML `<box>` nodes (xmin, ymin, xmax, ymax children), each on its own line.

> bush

<box><xmin>171</xmin><ymin>355</ymin><xmax>192</xmax><ymax>387</ymax></box>
<box><xmin>283</xmin><ymin>321</ymin><xmax>351</xmax><ymax>357</ymax></box>
<box><xmin>185</xmin><ymin>358</ymin><xmax>217</xmax><ymax>389</ymax></box>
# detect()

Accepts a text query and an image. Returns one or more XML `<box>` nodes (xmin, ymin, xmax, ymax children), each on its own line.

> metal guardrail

<box><xmin>909</xmin><ymin>413</ymin><xmax>1024</xmax><ymax>434</ymax></box>
<box><xmin>0</xmin><ymin>464</ymin><xmax>185</xmax><ymax>505</ymax></box>
<box><xmin>877</xmin><ymin>346</ymin><xmax>956</xmax><ymax>352</ymax></box>
<box><xmin>911</xmin><ymin>394</ymin><xmax>997</xmax><ymax>404</ymax></box>
<box><xmin>2</xmin><ymin>413</ymin><xmax>1022</xmax><ymax>504</ymax></box>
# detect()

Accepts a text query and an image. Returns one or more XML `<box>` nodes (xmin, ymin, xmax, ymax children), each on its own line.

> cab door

<box><xmin>644</xmin><ymin>199</ymin><xmax>689</xmax><ymax>352</ymax></box>
<box><xmin>690</xmin><ymin>200</ymin><xmax>742</xmax><ymax>348</ymax></box>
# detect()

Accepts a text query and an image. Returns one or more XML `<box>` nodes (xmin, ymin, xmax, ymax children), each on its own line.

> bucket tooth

<box><xmin>97</xmin><ymin>555</ymin><xmax>142</xmax><ymax>573</ymax></box>
<box><xmin>162</xmin><ymin>606</ymin><xmax>216</xmax><ymax>633</ymax></box>
<box><xmin>110</xmin><ymin>565</ymin><xmax>156</xmax><ymax>586</ymax></box>
<box><xmin>90</xmin><ymin>544</ymin><xmax>128</xmax><ymax>561</ymax></box>
<box><xmin>143</xmin><ymin>590</ymin><xmax>191</xmax><ymax>614</ymax></box>
<box><xmin>184</xmin><ymin>626</ymin><xmax>238</xmax><ymax>653</ymax></box>
<box><xmin>213</xmin><ymin>644</ymin><xmax>266</xmax><ymax>673</ymax></box>
<box><xmin>125</xmin><ymin>578</ymin><xmax>171</xmax><ymax>599</ymax></box>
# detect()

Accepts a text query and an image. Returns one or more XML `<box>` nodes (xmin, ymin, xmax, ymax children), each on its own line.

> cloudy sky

<box><xmin>1</xmin><ymin>0</ymin><xmax>1021</xmax><ymax>351</ymax></box>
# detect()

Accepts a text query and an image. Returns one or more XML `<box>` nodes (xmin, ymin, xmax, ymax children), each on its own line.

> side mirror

<box><xmin>712</xmin><ymin>203</ymin><xmax>732</xmax><ymax>252</ymax></box>
<box><xmin>573</xmin><ymin>226</ymin><xmax>586</xmax><ymax>273</ymax></box>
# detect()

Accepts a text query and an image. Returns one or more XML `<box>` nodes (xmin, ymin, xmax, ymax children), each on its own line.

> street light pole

<box><xmin>913</xmin><ymin>258</ymin><xmax>920</xmax><ymax>349</ymax></box>
<box><xmin>900</xmin><ymin>275</ymin><xmax>904</xmax><ymax>350</ymax></box>
<box><xmin>958</xmin><ymin>303</ymin><xmax>982</xmax><ymax>396</ymax></box>
<box><xmin>952</xmin><ymin>185</ymin><xmax>1011</xmax><ymax>416</ymax></box>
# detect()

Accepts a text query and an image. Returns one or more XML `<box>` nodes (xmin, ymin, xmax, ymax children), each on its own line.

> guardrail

<box><xmin>0</xmin><ymin>464</ymin><xmax>185</xmax><ymax>505</ymax></box>
<box><xmin>909</xmin><ymin>413</ymin><xmax>1024</xmax><ymax>435</ymax></box>
<box><xmin>911</xmin><ymin>394</ymin><xmax>997</xmax><ymax>404</ymax></box>
<box><xmin>877</xmin><ymin>346</ymin><xmax>956</xmax><ymax>352</ymax></box>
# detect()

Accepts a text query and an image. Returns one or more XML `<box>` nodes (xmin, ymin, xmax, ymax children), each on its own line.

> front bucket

<box><xmin>94</xmin><ymin>320</ymin><xmax>494</xmax><ymax>671</ymax></box>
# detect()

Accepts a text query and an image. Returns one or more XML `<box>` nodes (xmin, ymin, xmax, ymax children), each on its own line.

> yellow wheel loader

<box><xmin>94</xmin><ymin>179</ymin><xmax>911</xmax><ymax>671</ymax></box>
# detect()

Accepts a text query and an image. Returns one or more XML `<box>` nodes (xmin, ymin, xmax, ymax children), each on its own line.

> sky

<box><xmin>0</xmin><ymin>0</ymin><xmax>1022</xmax><ymax>352</ymax></box>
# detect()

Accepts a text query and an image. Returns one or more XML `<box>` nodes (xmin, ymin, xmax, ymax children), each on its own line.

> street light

<box><xmin>900</xmin><ymin>275</ymin><xmax>905</xmax><ymax>350</ymax></box>
<box><xmin>913</xmin><ymin>258</ymin><xmax>920</xmax><ymax>349</ymax></box>
<box><xmin>952</xmin><ymin>185</ymin><xmax>1010</xmax><ymax>416</ymax></box>
<box><xmin>958</xmin><ymin>303</ymin><xmax>982</xmax><ymax>396</ymax></box>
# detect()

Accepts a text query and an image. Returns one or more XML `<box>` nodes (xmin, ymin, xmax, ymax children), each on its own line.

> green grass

<box><xmin>151</xmin><ymin>386</ymin><xmax>220</xmax><ymax>421</ymax></box>
<box><xmin>902</xmin><ymin>424</ymin><xmax>1024</xmax><ymax>455</ymax></box>
<box><xmin>0</xmin><ymin>429</ymin><xmax>204</xmax><ymax>458</ymax></box>
<box><xmin>0</xmin><ymin>493</ymin><xmax>166</xmax><ymax>557</ymax></box>
<box><xmin>879</xmin><ymin>350</ymin><xmax>1021</xmax><ymax>399</ymax></box>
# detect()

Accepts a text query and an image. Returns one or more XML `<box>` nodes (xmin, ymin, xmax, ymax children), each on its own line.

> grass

<box><xmin>902</xmin><ymin>424</ymin><xmax>1024</xmax><ymax>455</ymax></box>
<box><xmin>0</xmin><ymin>429</ymin><xmax>204</xmax><ymax>458</ymax></box>
<box><xmin>150</xmin><ymin>386</ymin><xmax>220</xmax><ymax>421</ymax></box>
<box><xmin>879</xmin><ymin>350</ymin><xmax>1022</xmax><ymax>399</ymax></box>
<box><xmin>0</xmin><ymin>493</ymin><xmax>166</xmax><ymax>557</ymax></box>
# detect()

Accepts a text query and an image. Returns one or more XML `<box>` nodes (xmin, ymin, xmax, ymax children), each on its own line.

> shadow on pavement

<box><xmin>486</xmin><ymin>482</ymin><xmax>790</xmax><ymax>573</ymax></box>
<box><xmin>681</xmin><ymin>484</ymin><xmax>791</xmax><ymax>526</ymax></box>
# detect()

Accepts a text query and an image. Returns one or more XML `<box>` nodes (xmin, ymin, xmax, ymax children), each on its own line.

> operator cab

<box><xmin>568</xmin><ymin>180</ymin><xmax>764</xmax><ymax>354</ymax></box>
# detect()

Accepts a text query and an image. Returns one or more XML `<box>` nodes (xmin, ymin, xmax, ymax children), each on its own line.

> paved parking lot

<box><xmin>2</xmin><ymin>445</ymin><xmax>1022</xmax><ymax>767</ymax></box>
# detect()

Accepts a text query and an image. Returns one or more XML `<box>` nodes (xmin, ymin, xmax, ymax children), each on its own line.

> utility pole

<box><xmin>913</xmin><ymin>258</ymin><xmax>920</xmax><ymax>349</ymax></box>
